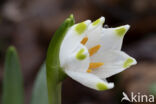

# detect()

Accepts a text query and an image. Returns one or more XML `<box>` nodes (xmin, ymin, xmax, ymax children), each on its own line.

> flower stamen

<box><xmin>87</xmin><ymin>69</ymin><xmax>92</xmax><ymax>73</ymax></box>
<box><xmin>89</xmin><ymin>62</ymin><xmax>104</xmax><ymax>69</ymax></box>
<box><xmin>81</xmin><ymin>37</ymin><xmax>88</xmax><ymax>45</ymax></box>
<box><xmin>89</xmin><ymin>45</ymin><xmax>101</xmax><ymax>56</ymax></box>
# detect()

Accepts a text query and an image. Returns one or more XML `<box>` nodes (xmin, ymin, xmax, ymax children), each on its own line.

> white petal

<box><xmin>86</xmin><ymin>25</ymin><xmax>130</xmax><ymax>51</ymax></box>
<box><xmin>62</xmin><ymin>44</ymin><xmax>90</xmax><ymax>73</ymax></box>
<box><xmin>88</xmin><ymin>17</ymin><xmax>105</xmax><ymax>30</ymax></box>
<box><xmin>85</xmin><ymin>17</ymin><xmax>105</xmax><ymax>49</ymax></box>
<box><xmin>91</xmin><ymin>51</ymin><xmax>137</xmax><ymax>78</ymax></box>
<box><xmin>65</xmin><ymin>70</ymin><xmax>114</xmax><ymax>91</ymax></box>
<box><xmin>60</xmin><ymin>20</ymin><xmax>91</xmax><ymax>68</ymax></box>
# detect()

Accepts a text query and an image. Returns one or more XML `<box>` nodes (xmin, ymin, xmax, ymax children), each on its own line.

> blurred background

<box><xmin>0</xmin><ymin>0</ymin><xmax>156</xmax><ymax>104</ymax></box>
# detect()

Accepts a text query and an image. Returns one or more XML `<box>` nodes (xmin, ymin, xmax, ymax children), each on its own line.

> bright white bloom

<box><xmin>59</xmin><ymin>17</ymin><xmax>137</xmax><ymax>91</ymax></box>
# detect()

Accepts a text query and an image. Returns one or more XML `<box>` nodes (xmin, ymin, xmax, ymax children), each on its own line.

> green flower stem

<box><xmin>46</xmin><ymin>15</ymin><xmax>74</xmax><ymax>104</ymax></box>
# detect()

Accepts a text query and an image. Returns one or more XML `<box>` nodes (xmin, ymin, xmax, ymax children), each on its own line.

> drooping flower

<box><xmin>59</xmin><ymin>17</ymin><xmax>137</xmax><ymax>91</ymax></box>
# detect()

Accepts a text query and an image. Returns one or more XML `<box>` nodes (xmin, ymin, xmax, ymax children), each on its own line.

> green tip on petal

<box><xmin>75</xmin><ymin>22</ymin><xmax>87</xmax><ymax>35</ymax></box>
<box><xmin>76</xmin><ymin>49</ymin><xmax>87</xmax><ymax>60</ymax></box>
<box><xmin>96</xmin><ymin>83</ymin><xmax>108</xmax><ymax>91</ymax></box>
<box><xmin>115</xmin><ymin>27</ymin><xmax>127</xmax><ymax>37</ymax></box>
<box><xmin>92</xmin><ymin>19</ymin><xmax>100</xmax><ymax>26</ymax></box>
<box><xmin>123</xmin><ymin>58</ymin><xmax>134</xmax><ymax>68</ymax></box>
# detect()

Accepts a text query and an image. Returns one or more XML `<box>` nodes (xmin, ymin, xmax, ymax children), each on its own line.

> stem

<box><xmin>58</xmin><ymin>83</ymin><xmax>62</xmax><ymax>104</ymax></box>
<box><xmin>47</xmin><ymin>81</ymin><xmax>61</xmax><ymax>104</ymax></box>
<box><xmin>46</xmin><ymin>66</ymin><xmax>62</xmax><ymax>104</ymax></box>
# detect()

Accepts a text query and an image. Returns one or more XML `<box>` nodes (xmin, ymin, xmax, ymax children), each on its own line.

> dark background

<box><xmin>0</xmin><ymin>0</ymin><xmax>156</xmax><ymax>104</ymax></box>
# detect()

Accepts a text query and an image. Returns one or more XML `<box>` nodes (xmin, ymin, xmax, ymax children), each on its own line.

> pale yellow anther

<box><xmin>89</xmin><ymin>62</ymin><xmax>104</xmax><ymax>69</ymax></box>
<box><xmin>89</xmin><ymin>45</ymin><xmax>101</xmax><ymax>56</ymax></box>
<box><xmin>81</xmin><ymin>37</ymin><xmax>88</xmax><ymax>45</ymax></box>
<box><xmin>87</xmin><ymin>69</ymin><xmax>92</xmax><ymax>73</ymax></box>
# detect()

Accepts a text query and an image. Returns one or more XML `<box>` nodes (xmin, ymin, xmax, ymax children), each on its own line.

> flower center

<box><xmin>81</xmin><ymin>37</ymin><xmax>104</xmax><ymax>73</ymax></box>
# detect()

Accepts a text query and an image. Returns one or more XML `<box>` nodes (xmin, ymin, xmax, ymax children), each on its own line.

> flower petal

<box><xmin>61</xmin><ymin>44</ymin><xmax>90</xmax><ymax>73</ymax></box>
<box><xmin>85</xmin><ymin>17</ymin><xmax>105</xmax><ymax>49</ymax></box>
<box><xmin>65</xmin><ymin>70</ymin><xmax>114</xmax><ymax>91</ymax></box>
<box><xmin>101</xmin><ymin>25</ymin><xmax>130</xmax><ymax>50</ymax></box>
<box><xmin>90</xmin><ymin>50</ymin><xmax>137</xmax><ymax>78</ymax></box>
<box><xmin>86</xmin><ymin>25</ymin><xmax>130</xmax><ymax>51</ymax></box>
<box><xmin>88</xmin><ymin>17</ymin><xmax>105</xmax><ymax>30</ymax></box>
<box><xmin>60</xmin><ymin>20</ymin><xmax>91</xmax><ymax>68</ymax></box>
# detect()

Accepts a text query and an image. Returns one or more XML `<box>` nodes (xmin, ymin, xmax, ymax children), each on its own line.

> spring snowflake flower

<box><xmin>59</xmin><ymin>17</ymin><xmax>137</xmax><ymax>91</ymax></box>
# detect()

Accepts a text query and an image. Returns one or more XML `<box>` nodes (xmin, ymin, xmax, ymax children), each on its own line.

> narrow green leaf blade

<box><xmin>46</xmin><ymin>15</ymin><xmax>75</xmax><ymax>104</ymax></box>
<box><xmin>2</xmin><ymin>46</ymin><xmax>24</xmax><ymax>104</ymax></box>
<box><xmin>149</xmin><ymin>83</ymin><xmax>156</xmax><ymax>96</ymax></box>
<box><xmin>31</xmin><ymin>64</ymin><xmax>48</xmax><ymax>104</ymax></box>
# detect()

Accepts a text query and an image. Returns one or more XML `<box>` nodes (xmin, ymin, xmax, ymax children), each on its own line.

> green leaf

<box><xmin>2</xmin><ymin>46</ymin><xmax>24</xmax><ymax>104</ymax></box>
<box><xmin>149</xmin><ymin>83</ymin><xmax>156</xmax><ymax>96</ymax></box>
<box><xmin>46</xmin><ymin>14</ymin><xmax>75</xmax><ymax>104</ymax></box>
<box><xmin>31</xmin><ymin>64</ymin><xmax>48</xmax><ymax>104</ymax></box>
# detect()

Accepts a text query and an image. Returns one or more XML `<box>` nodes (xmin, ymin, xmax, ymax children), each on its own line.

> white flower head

<box><xmin>59</xmin><ymin>17</ymin><xmax>137</xmax><ymax>91</ymax></box>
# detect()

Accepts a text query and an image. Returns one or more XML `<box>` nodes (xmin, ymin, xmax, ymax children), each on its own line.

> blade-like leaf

<box><xmin>149</xmin><ymin>83</ymin><xmax>156</xmax><ymax>96</ymax></box>
<box><xmin>2</xmin><ymin>46</ymin><xmax>24</xmax><ymax>104</ymax></box>
<box><xmin>31</xmin><ymin>64</ymin><xmax>48</xmax><ymax>104</ymax></box>
<box><xmin>46</xmin><ymin>15</ymin><xmax>75</xmax><ymax>104</ymax></box>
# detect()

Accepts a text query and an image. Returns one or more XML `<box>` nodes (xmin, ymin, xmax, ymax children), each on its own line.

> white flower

<box><xmin>59</xmin><ymin>17</ymin><xmax>137</xmax><ymax>91</ymax></box>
